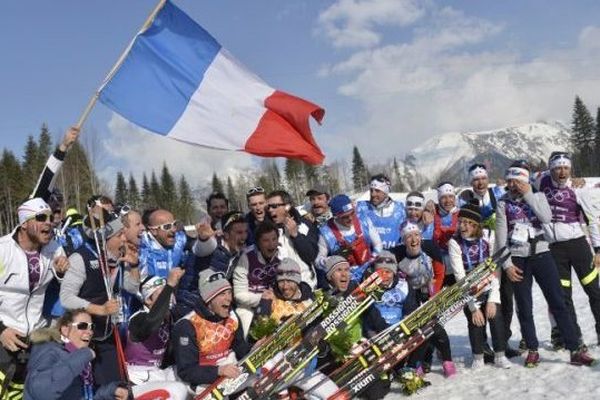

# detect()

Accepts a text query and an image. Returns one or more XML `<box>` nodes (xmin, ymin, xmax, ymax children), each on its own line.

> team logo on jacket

<box><xmin>89</xmin><ymin>260</ymin><xmax>99</xmax><ymax>270</ymax></box>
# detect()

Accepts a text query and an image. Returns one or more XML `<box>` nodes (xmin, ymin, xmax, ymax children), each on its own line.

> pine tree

<box><xmin>391</xmin><ymin>157</ymin><xmax>406</xmax><ymax>192</ymax></box>
<box><xmin>226</xmin><ymin>176</ymin><xmax>241</xmax><ymax>211</ymax></box>
<box><xmin>114</xmin><ymin>172</ymin><xmax>128</xmax><ymax>205</ymax></box>
<box><xmin>351</xmin><ymin>146</ymin><xmax>369</xmax><ymax>192</ymax></box>
<box><xmin>571</xmin><ymin>96</ymin><xmax>596</xmax><ymax>176</ymax></box>
<box><xmin>0</xmin><ymin>150</ymin><xmax>24</xmax><ymax>233</ymax></box>
<box><xmin>177</xmin><ymin>175</ymin><xmax>195</xmax><ymax>223</ymax></box>
<box><xmin>55</xmin><ymin>140</ymin><xmax>98</xmax><ymax>211</ymax></box>
<box><xmin>595</xmin><ymin>107</ymin><xmax>600</xmax><ymax>175</ymax></box>
<box><xmin>303</xmin><ymin>162</ymin><xmax>319</xmax><ymax>191</ymax></box>
<box><xmin>37</xmin><ymin>124</ymin><xmax>52</xmax><ymax>170</ymax></box>
<box><xmin>285</xmin><ymin>159</ymin><xmax>303</xmax><ymax>203</ymax></box>
<box><xmin>160</xmin><ymin>163</ymin><xmax>177</xmax><ymax>211</ymax></box>
<box><xmin>128</xmin><ymin>174</ymin><xmax>141</xmax><ymax>209</ymax></box>
<box><xmin>141</xmin><ymin>173</ymin><xmax>152</xmax><ymax>208</ymax></box>
<box><xmin>22</xmin><ymin>135</ymin><xmax>39</xmax><ymax>190</ymax></box>
<box><xmin>211</xmin><ymin>172</ymin><xmax>224</xmax><ymax>194</ymax></box>
<box><xmin>150</xmin><ymin>171</ymin><xmax>161</xmax><ymax>207</ymax></box>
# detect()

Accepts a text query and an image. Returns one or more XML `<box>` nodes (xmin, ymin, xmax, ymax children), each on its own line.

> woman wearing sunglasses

<box><xmin>25</xmin><ymin>309</ymin><xmax>129</xmax><ymax>400</ymax></box>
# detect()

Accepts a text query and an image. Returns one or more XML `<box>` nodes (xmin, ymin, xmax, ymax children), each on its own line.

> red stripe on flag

<box><xmin>244</xmin><ymin>90</ymin><xmax>325</xmax><ymax>165</ymax></box>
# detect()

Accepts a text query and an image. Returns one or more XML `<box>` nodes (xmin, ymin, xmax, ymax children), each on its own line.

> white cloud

<box><xmin>100</xmin><ymin>114</ymin><xmax>255</xmax><ymax>189</ymax></box>
<box><xmin>317</xmin><ymin>2</ymin><xmax>600</xmax><ymax>163</ymax></box>
<box><xmin>317</xmin><ymin>0</ymin><xmax>427</xmax><ymax>48</ymax></box>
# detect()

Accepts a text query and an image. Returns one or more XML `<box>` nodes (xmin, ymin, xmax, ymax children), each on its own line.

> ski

<box><xmin>238</xmin><ymin>270</ymin><xmax>385</xmax><ymax>400</ymax></box>
<box><xmin>194</xmin><ymin>289</ymin><xmax>333</xmax><ymax>400</ymax></box>
<box><xmin>322</xmin><ymin>247</ymin><xmax>510</xmax><ymax>399</ymax></box>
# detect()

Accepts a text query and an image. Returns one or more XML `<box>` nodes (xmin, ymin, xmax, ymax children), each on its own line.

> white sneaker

<box><xmin>495</xmin><ymin>355</ymin><xmax>512</xmax><ymax>369</ymax></box>
<box><xmin>471</xmin><ymin>356</ymin><xmax>485</xmax><ymax>369</ymax></box>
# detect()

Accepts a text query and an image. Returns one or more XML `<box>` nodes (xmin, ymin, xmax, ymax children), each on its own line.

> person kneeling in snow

<box><xmin>252</xmin><ymin>258</ymin><xmax>339</xmax><ymax>399</ymax></box>
<box><xmin>125</xmin><ymin>267</ymin><xmax>189</xmax><ymax>399</ymax></box>
<box><xmin>172</xmin><ymin>269</ymin><xmax>250</xmax><ymax>393</ymax></box>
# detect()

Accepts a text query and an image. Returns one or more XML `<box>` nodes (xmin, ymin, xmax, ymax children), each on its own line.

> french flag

<box><xmin>98</xmin><ymin>0</ymin><xmax>325</xmax><ymax>164</ymax></box>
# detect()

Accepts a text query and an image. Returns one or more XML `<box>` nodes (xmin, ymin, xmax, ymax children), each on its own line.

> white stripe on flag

<box><xmin>168</xmin><ymin>49</ymin><xmax>276</xmax><ymax>150</ymax></box>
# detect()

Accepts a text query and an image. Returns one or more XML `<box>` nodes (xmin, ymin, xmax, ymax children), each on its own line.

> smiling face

<box><xmin>208</xmin><ymin>289</ymin><xmax>233</xmax><ymax>319</ymax></box>
<box><xmin>406</xmin><ymin>207</ymin><xmax>423</xmax><ymax>223</ymax></box>
<box><xmin>224</xmin><ymin>221</ymin><xmax>248</xmax><ymax>252</ymax></box>
<box><xmin>209</xmin><ymin>198</ymin><xmax>228</xmax><ymax>221</ymax></box>
<box><xmin>370</xmin><ymin>188</ymin><xmax>387</xmax><ymax>207</ymax></box>
<box><xmin>309</xmin><ymin>194</ymin><xmax>329</xmax><ymax>216</ymax></box>
<box><xmin>257</xmin><ymin>230</ymin><xmax>279</xmax><ymax>260</ymax></box>
<box><xmin>458</xmin><ymin>217</ymin><xmax>479</xmax><ymax>239</ymax></box>
<box><xmin>60</xmin><ymin>311</ymin><xmax>93</xmax><ymax>349</ymax></box>
<box><xmin>471</xmin><ymin>176</ymin><xmax>489</xmax><ymax>196</ymax></box>
<box><xmin>404</xmin><ymin>231</ymin><xmax>422</xmax><ymax>257</ymax></box>
<box><xmin>376</xmin><ymin>267</ymin><xmax>395</xmax><ymax>287</ymax></box>
<box><xmin>149</xmin><ymin>210</ymin><xmax>177</xmax><ymax>247</ymax></box>
<box><xmin>438</xmin><ymin>194</ymin><xmax>456</xmax><ymax>213</ymax></box>
<box><xmin>277</xmin><ymin>280</ymin><xmax>299</xmax><ymax>300</ymax></box>
<box><xmin>123</xmin><ymin>211</ymin><xmax>144</xmax><ymax>246</ymax></box>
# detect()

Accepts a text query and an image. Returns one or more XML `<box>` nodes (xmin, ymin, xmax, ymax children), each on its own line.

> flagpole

<box><xmin>75</xmin><ymin>0</ymin><xmax>168</xmax><ymax>129</ymax></box>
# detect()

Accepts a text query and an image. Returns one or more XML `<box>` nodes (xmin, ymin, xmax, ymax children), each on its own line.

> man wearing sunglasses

<box><xmin>139</xmin><ymin>208</ymin><xmax>202</xmax><ymax>280</ymax></box>
<box><xmin>0</xmin><ymin>197</ymin><xmax>68</xmax><ymax>398</ymax></box>
<box><xmin>245</xmin><ymin>186</ymin><xmax>267</xmax><ymax>245</ymax></box>
<box><xmin>356</xmin><ymin>174</ymin><xmax>406</xmax><ymax>250</ymax></box>
<box><xmin>265</xmin><ymin>190</ymin><xmax>319</xmax><ymax>289</ymax></box>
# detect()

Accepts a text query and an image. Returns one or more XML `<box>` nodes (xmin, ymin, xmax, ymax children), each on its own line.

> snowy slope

<box><xmin>387</xmin><ymin>280</ymin><xmax>600</xmax><ymax>400</ymax></box>
<box><xmin>396</xmin><ymin>121</ymin><xmax>571</xmax><ymax>189</ymax></box>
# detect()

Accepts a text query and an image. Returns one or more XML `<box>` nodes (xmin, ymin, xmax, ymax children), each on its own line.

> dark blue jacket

<box><xmin>25</xmin><ymin>336</ymin><xmax>120</xmax><ymax>400</ymax></box>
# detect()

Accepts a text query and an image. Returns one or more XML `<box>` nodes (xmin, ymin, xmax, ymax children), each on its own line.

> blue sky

<box><xmin>3</xmin><ymin>0</ymin><xmax>600</xmax><ymax>187</ymax></box>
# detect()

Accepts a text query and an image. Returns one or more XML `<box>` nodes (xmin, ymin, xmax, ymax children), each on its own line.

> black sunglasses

<box><xmin>34</xmin><ymin>213</ymin><xmax>52</xmax><ymax>223</ymax></box>
<box><xmin>406</xmin><ymin>201</ymin><xmax>423</xmax><ymax>208</ymax></box>
<box><xmin>71</xmin><ymin>322</ymin><xmax>94</xmax><ymax>331</ymax></box>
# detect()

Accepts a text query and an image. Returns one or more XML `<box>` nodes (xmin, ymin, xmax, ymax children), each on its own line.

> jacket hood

<box><xmin>30</xmin><ymin>327</ymin><xmax>61</xmax><ymax>345</ymax></box>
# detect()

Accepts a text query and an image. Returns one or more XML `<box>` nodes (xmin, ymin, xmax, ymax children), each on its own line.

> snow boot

<box><xmin>570</xmin><ymin>346</ymin><xmax>597</xmax><ymax>366</ymax></box>
<box><xmin>524</xmin><ymin>350</ymin><xmax>540</xmax><ymax>368</ymax></box>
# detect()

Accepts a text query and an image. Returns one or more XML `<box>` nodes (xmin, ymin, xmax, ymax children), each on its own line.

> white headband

<box><xmin>406</xmin><ymin>195</ymin><xmax>425</xmax><ymax>210</ymax></box>
<box><xmin>18</xmin><ymin>198</ymin><xmax>52</xmax><ymax>225</ymax></box>
<box><xmin>370</xmin><ymin>179</ymin><xmax>390</xmax><ymax>194</ymax></box>
<box><xmin>549</xmin><ymin>155</ymin><xmax>571</xmax><ymax>170</ymax></box>
<box><xmin>505</xmin><ymin>167</ymin><xmax>530</xmax><ymax>183</ymax></box>
<box><xmin>401</xmin><ymin>222</ymin><xmax>421</xmax><ymax>241</ymax></box>
<box><xmin>437</xmin><ymin>183</ymin><xmax>455</xmax><ymax>198</ymax></box>
<box><xmin>469</xmin><ymin>166</ymin><xmax>488</xmax><ymax>181</ymax></box>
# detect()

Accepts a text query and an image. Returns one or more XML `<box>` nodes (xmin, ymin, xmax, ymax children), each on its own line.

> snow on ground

<box><xmin>387</xmin><ymin>277</ymin><xmax>600</xmax><ymax>400</ymax></box>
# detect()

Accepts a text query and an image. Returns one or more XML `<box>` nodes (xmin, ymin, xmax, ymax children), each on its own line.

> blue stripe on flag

<box><xmin>99</xmin><ymin>1</ymin><xmax>221</xmax><ymax>134</ymax></box>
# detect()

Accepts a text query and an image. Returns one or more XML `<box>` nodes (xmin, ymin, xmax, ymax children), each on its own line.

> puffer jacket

<box><xmin>25</xmin><ymin>328</ymin><xmax>120</xmax><ymax>400</ymax></box>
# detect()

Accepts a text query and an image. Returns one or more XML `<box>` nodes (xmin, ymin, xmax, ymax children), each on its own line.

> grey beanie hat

<box><xmin>373</xmin><ymin>250</ymin><xmax>398</xmax><ymax>274</ymax></box>
<box><xmin>324</xmin><ymin>255</ymin><xmax>350</xmax><ymax>279</ymax></box>
<box><xmin>198</xmin><ymin>269</ymin><xmax>231</xmax><ymax>303</ymax></box>
<box><xmin>276</xmin><ymin>258</ymin><xmax>302</xmax><ymax>284</ymax></box>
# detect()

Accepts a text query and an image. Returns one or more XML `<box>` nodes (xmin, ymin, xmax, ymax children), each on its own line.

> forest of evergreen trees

<box><xmin>1</xmin><ymin>94</ymin><xmax>598</xmax><ymax>234</ymax></box>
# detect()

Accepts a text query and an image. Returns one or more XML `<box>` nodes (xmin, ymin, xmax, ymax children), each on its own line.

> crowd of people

<box><xmin>1</xmin><ymin>126</ymin><xmax>599</xmax><ymax>400</ymax></box>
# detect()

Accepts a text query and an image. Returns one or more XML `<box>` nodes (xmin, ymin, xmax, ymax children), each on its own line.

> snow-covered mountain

<box><xmin>395</xmin><ymin>121</ymin><xmax>571</xmax><ymax>190</ymax></box>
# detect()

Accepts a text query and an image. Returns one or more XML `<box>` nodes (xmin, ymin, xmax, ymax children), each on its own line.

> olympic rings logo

<box><xmin>543</xmin><ymin>187</ymin><xmax>571</xmax><ymax>204</ymax></box>
<box><xmin>250</xmin><ymin>264</ymin><xmax>278</xmax><ymax>281</ymax></box>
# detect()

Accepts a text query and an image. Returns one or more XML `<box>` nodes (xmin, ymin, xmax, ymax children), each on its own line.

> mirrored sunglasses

<box><xmin>71</xmin><ymin>322</ymin><xmax>94</xmax><ymax>331</ymax></box>
<box><xmin>149</xmin><ymin>220</ymin><xmax>178</xmax><ymax>231</ymax></box>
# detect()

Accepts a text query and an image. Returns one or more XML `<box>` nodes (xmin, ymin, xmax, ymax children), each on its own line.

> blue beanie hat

<box><xmin>329</xmin><ymin>194</ymin><xmax>354</xmax><ymax>217</ymax></box>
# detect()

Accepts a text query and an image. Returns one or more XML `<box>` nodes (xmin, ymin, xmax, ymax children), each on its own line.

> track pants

<box><xmin>550</xmin><ymin>237</ymin><xmax>600</xmax><ymax>338</ymax></box>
